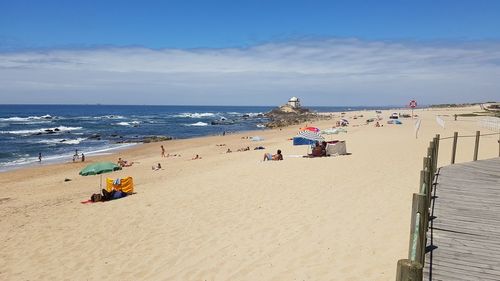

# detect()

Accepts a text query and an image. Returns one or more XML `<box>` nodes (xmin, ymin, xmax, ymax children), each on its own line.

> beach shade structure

<box><xmin>321</xmin><ymin>128</ymin><xmax>347</xmax><ymax>141</ymax></box>
<box><xmin>296</xmin><ymin>130</ymin><xmax>324</xmax><ymax>155</ymax></box>
<box><xmin>326</xmin><ymin>141</ymin><xmax>347</xmax><ymax>156</ymax></box>
<box><xmin>321</xmin><ymin>128</ymin><xmax>348</xmax><ymax>135</ymax></box>
<box><xmin>297</xmin><ymin>130</ymin><xmax>325</xmax><ymax>142</ymax></box>
<box><xmin>300</xmin><ymin>126</ymin><xmax>320</xmax><ymax>132</ymax></box>
<box><xmin>79</xmin><ymin>162</ymin><xmax>122</xmax><ymax>188</ymax></box>
<box><xmin>293</xmin><ymin>137</ymin><xmax>316</xmax><ymax>146</ymax></box>
<box><xmin>387</xmin><ymin>119</ymin><xmax>403</xmax><ymax>125</ymax></box>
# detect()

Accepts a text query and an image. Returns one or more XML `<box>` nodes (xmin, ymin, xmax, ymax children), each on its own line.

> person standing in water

<box><xmin>38</xmin><ymin>152</ymin><xmax>42</xmax><ymax>163</ymax></box>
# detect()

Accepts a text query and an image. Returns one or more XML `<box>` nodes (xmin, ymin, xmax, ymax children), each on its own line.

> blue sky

<box><xmin>1</xmin><ymin>0</ymin><xmax>500</xmax><ymax>105</ymax></box>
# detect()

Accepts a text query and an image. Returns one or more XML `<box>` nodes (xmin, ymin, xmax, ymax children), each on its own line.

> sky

<box><xmin>1</xmin><ymin>0</ymin><xmax>500</xmax><ymax>106</ymax></box>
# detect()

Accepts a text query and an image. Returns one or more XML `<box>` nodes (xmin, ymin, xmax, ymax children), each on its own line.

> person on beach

<box><xmin>312</xmin><ymin>142</ymin><xmax>323</xmax><ymax>157</ymax></box>
<box><xmin>161</xmin><ymin>145</ymin><xmax>166</xmax><ymax>157</ymax></box>
<box><xmin>152</xmin><ymin>163</ymin><xmax>162</xmax><ymax>170</ymax></box>
<box><xmin>91</xmin><ymin>188</ymin><xmax>127</xmax><ymax>202</ymax></box>
<box><xmin>73</xmin><ymin>149</ymin><xmax>79</xmax><ymax>162</ymax></box>
<box><xmin>38</xmin><ymin>153</ymin><xmax>42</xmax><ymax>162</ymax></box>
<box><xmin>81</xmin><ymin>153</ymin><xmax>85</xmax><ymax>162</ymax></box>
<box><xmin>192</xmin><ymin>154</ymin><xmax>202</xmax><ymax>160</ymax></box>
<box><xmin>118</xmin><ymin>158</ymin><xmax>133</xmax><ymax>167</ymax></box>
<box><xmin>263</xmin><ymin>149</ymin><xmax>283</xmax><ymax>161</ymax></box>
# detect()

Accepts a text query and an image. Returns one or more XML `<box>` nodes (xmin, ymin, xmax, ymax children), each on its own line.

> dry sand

<box><xmin>0</xmin><ymin>105</ymin><xmax>498</xmax><ymax>280</ymax></box>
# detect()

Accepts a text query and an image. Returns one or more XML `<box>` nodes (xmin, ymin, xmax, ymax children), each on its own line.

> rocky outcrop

<box><xmin>264</xmin><ymin>106</ymin><xmax>317</xmax><ymax>128</ymax></box>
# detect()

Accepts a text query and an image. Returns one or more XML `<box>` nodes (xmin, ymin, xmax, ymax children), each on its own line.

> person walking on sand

<box><xmin>161</xmin><ymin>145</ymin><xmax>166</xmax><ymax>157</ymax></box>
<box><xmin>81</xmin><ymin>153</ymin><xmax>85</xmax><ymax>162</ymax></box>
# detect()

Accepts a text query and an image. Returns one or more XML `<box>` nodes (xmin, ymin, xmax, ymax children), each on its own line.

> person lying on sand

<box><xmin>117</xmin><ymin>158</ymin><xmax>134</xmax><ymax>167</ymax></box>
<box><xmin>90</xmin><ymin>188</ymin><xmax>128</xmax><ymax>202</ymax></box>
<box><xmin>192</xmin><ymin>154</ymin><xmax>202</xmax><ymax>160</ymax></box>
<box><xmin>263</xmin><ymin>149</ymin><xmax>283</xmax><ymax>161</ymax></box>
<box><xmin>237</xmin><ymin>146</ymin><xmax>250</xmax><ymax>152</ymax></box>
<box><xmin>152</xmin><ymin>163</ymin><xmax>163</xmax><ymax>170</ymax></box>
<box><xmin>166</xmin><ymin>153</ymin><xmax>181</xmax><ymax>157</ymax></box>
<box><xmin>226</xmin><ymin>148</ymin><xmax>232</xmax><ymax>153</ymax></box>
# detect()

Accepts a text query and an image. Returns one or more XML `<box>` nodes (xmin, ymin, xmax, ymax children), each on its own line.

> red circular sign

<box><xmin>409</xmin><ymin>100</ymin><xmax>417</xmax><ymax>108</ymax></box>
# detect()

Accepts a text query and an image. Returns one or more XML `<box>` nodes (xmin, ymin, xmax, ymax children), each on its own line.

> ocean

<box><xmin>0</xmin><ymin>104</ymin><xmax>391</xmax><ymax>171</ymax></box>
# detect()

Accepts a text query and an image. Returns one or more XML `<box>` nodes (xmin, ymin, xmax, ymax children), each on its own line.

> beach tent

<box><xmin>387</xmin><ymin>120</ymin><xmax>403</xmax><ymax>125</ymax></box>
<box><xmin>326</xmin><ymin>141</ymin><xmax>347</xmax><ymax>156</ymax></box>
<box><xmin>340</xmin><ymin>119</ymin><xmax>349</xmax><ymax>126</ymax></box>
<box><xmin>293</xmin><ymin>137</ymin><xmax>316</xmax><ymax>146</ymax></box>
<box><xmin>106</xmin><ymin>177</ymin><xmax>134</xmax><ymax>193</ymax></box>
<box><xmin>321</xmin><ymin>128</ymin><xmax>347</xmax><ymax>135</ymax></box>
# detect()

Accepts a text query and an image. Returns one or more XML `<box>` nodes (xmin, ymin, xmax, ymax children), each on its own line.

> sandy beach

<box><xmin>0</xmin><ymin>106</ymin><xmax>498</xmax><ymax>280</ymax></box>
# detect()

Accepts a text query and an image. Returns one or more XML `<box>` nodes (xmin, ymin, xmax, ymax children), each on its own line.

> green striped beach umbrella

<box><xmin>79</xmin><ymin>162</ymin><xmax>122</xmax><ymax>188</ymax></box>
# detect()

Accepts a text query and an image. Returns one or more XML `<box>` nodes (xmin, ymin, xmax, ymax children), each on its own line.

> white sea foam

<box><xmin>256</xmin><ymin>124</ymin><xmax>266</xmax><ymax>128</ymax></box>
<box><xmin>186</xmin><ymin>122</ymin><xmax>209</xmax><ymax>126</ymax></box>
<box><xmin>95</xmin><ymin>115</ymin><xmax>126</xmax><ymax>119</ymax></box>
<box><xmin>38</xmin><ymin>137</ymin><xmax>86</xmax><ymax>145</ymax></box>
<box><xmin>0</xmin><ymin>114</ymin><xmax>54</xmax><ymax>122</ymax></box>
<box><xmin>175</xmin><ymin>112</ymin><xmax>216</xmax><ymax>118</ymax></box>
<box><xmin>116</xmin><ymin>121</ymin><xmax>140</xmax><ymax>126</ymax></box>
<box><xmin>1</xmin><ymin>126</ymin><xmax>83</xmax><ymax>135</ymax></box>
<box><xmin>248</xmin><ymin>112</ymin><xmax>265</xmax><ymax>117</ymax></box>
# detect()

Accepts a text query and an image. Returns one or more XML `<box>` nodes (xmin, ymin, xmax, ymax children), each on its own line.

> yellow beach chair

<box><xmin>106</xmin><ymin>176</ymin><xmax>134</xmax><ymax>193</ymax></box>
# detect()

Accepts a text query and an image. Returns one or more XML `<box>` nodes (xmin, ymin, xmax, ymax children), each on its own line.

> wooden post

<box><xmin>428</xmin><ymin>142</ymin><xmax>434</xmax><ymax>179</ymax></box>
<box><xmin>473</xmin><ymin>131</ymin><xmax>480</xmax><ymax>161</ymax></box>
<box><xmin>423</xmin><ymin>170</ymin><xmax>431</xmax><ymax>205</ymax></box>
<box><xmin>408</xmin><ymin>193</ymin><xmax>428</xmax><ymax>265</ymax></box>
<box><xmin>396</xmin><ymin>259</ymin><xmax>423</xmax><ymax>281</ymax></box>
<box><xmin>422</xmin><ymin>157</ymin><xmax>430</xmax><ymax>171</ymax></box>
<box><xmin>435</xmin><ymin>134</ymin><xmax>440</xmax><ymax>170</ymax></box>
<box><xmin>419</xmin><ymin>170</ymin><xmax>427</xmax><ymax>194</ymax></box>
<box><xmin>451</xmin><ymin>132</ymin><xmax>458</xmax><ymax>164</ymax></box>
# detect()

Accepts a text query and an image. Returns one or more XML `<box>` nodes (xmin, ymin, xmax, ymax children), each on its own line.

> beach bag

<box><xmin>90</xmin><ymin>193</ymin><xmax>102</xmax><ymax>202</ymax></box>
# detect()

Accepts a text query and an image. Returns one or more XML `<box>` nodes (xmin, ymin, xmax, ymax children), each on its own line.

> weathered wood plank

<box><xmin>423</xmin><ymin>157</ymin><xmax>500</xmax><ymax>281</ymax></box>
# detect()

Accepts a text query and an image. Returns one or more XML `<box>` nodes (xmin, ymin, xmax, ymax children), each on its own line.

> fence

<box><xmin>395</xmin><ymin>130</ymin><xmax>500</xmax><ymax>281</ymax></box>
<box><xmin>395</xmin><ymin>134</ymin><xmax>439</xmax><ymax>280</ymax></box>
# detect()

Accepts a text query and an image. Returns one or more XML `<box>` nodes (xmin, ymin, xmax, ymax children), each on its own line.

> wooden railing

<box><xmin>395</xmin><ymin>130</ymin><xmax>500</xmax><ymax>281</ymax></box>
<box><xmin>395</xmin><ymin>134</ymin><xmax>440</xmax><ymax>281</ymax></box>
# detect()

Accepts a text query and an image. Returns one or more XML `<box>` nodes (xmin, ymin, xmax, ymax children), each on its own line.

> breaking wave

<box><xmin>0</xmin><ymin>114</ymin><xmax>54</xmax><ymax>122</ymax></box>
<box><xmin>185</xmin><ymin>122</ymin><xmax>209</xmax><ymax>126</ymax></box>
<box><xmin>1</xmin><ymin>126</ymin><xmax>83</xmax><ymax>135</ymax></box>
<box><xmin>175</xmin><ymin>112</ymin><xmax>216</xmax><ymax>118</ymax></box>
<box><xmin>37</xmin><ymin>138</ymin><xmax>86</xmax><ymax>145</ymax></box>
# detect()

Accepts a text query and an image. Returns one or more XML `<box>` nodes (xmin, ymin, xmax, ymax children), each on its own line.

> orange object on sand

<box><xmin>106</xmin><ymin>176</ymin><xmax>134</xmax><ymax>193</ymax></box>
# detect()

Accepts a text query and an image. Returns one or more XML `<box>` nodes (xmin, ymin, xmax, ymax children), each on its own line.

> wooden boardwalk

<box><xmin>424</xmin><ymin>157</ymin><xmax>500</xmax><ymax>281</ymax></box>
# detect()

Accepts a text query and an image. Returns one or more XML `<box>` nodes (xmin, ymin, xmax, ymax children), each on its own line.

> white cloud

<box><xmin>1</xmin><ymin>38</ymin><xmax>499</xmax><ymax>105</ymax></box>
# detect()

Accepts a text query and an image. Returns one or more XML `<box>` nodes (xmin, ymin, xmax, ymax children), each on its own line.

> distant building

<box><xmin>287</xmin><ymin>97</ymin><xmax>301</xmax><ymax>108</ymax></box>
